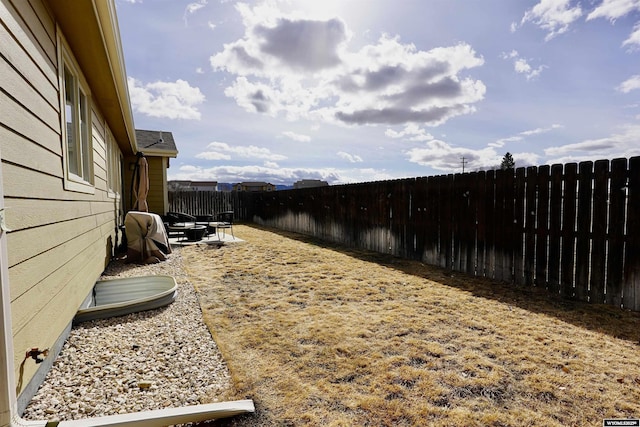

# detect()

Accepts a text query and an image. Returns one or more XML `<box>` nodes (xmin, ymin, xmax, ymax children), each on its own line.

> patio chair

<box><xmin>163</xmin><ymin>212</ymin><xmax>199</xmax><ymax>241</ymax></box>
<box><xmin>215</xmin><ymin>211</ymin><xmax>235</xmax><ymax>240</ymax></box>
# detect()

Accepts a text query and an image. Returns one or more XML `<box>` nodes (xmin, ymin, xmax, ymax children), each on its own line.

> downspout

<box><xmin>0</xmin><ymin>152</ymin><xmax>254</xmax><ymax>426</ymax></box>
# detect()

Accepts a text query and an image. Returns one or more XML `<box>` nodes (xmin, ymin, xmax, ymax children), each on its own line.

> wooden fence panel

<box><xmin>484</xmin><ymin>170</ymin><xmax>496</xmax><ymax>278</ymax></box>
<box><xmin>168</xmin><ymin>155</ymin><xmax>640</xmax><ymax>312</ymax></box>
<box><xmin>548</xmin><ymin>164</ymin><xmax>563</xmax><ymax>295</ymax></box>
<box><xmin>465</xmin><ymin>172</ymin><xmax>478</xmax><ymax>274</ymax></box>
<box><xmin>624</xmin><ymin>156</ymin><xmax>640</xmax><ymax>310</ymax></box>
<box><xmin>607</xmin><ymin>158</ymin><xmax>627</xmax><ymax>307</ymax></box>
<box><xmin>412</xmin><ymin>177</ymin><xmax>427</xmax><ymax>260</ymax></box>
<box><xmin>452</xmin><ymin>173</ymin><xmax>464</xmax><ymax>272</ymax></box>
<box><xmin>425</xmin><ymin>176</ymin><xmax>440</xmax><ymax>265</ymax></box>
<box><xmin>524</xmin><ymin>166</ymin><xmax>537</xmax><ymax>287</ymax></box>
<box><xmin>494</xmin><ymin>170</ymin><xmax>508</xmax><ymax>281</ymax></box>
<box><xmin>513</xmin><ymin>168</ymin><xmax>526</xmax><ymax>285</ymax></box>
<box><xmin>440</xmin><ymin>175</ymin><xmax>454</xmax><ymax>269</ymax></box>
<box><xmin>561</xmin><ymin>163</ymin><xmax>578</xmax><ymax>298</ymax></box>
<box><xmin>475</xmin><ymin>171</ymin><xmax>487</xmax><ymax>277</ymax></box>
<box><xmin>391</xmin><ymin>179</ymin><xmax>410</xmax><ymax>257</ymax></box>
<box><xmin>575</xmin><ymin>161</ymin><xmax>594</xmax><ymax>302</ymax></box>
<box><xmin>503</xmin><ymin>168</ymin><xmax>516</xmax><ymax>282</ymax></box>
<box><xmin>535</xmin><ymin>165</ymin><xmax>550</xmax><ymax>288</ymax></box>
<box><xmin>590</xmin><ymin>160</ymin><xmax>608</xmax><ymax>304</ymax></box>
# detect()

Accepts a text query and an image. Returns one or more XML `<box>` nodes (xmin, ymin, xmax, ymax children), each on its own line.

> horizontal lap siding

<box><xmin>146</xmin><ymin>157</ymin><xmax>166</xmax><ymax>215</ymax></box>
<box><xmin>2</xmin><ymin>0</ymin><xmax>121</xmax><ymax>394</ymax></box>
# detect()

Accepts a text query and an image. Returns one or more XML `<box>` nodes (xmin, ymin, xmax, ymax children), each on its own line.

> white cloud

<box><xmin>127</xmin><ymin>77</ymin><xmax>205</xmax><ymax>120</ymax></box>
<box><xmin>586</xmin><ymin>1</ymin><xmax>640</xmax><ymax>49</ymax></box>
<box><xmin>210</xmin><ymin>3</ymin><xmax>485</xmax><ymax>128</ymax></box>
<box><xmin>184</xmin><ymin>0</ymin><xmax>207</xmax><ymax>25</ymax></box>
<box><xmin>195</xmin><ymin>151</ymin><xmax>231</xmax><ymax>161</ymax></box>
<box><xmin>623</xmin><ymin>23</ymin><xmax>640</xmax><ymax>49</ymax></box>
<box><xmin>196</xmin><ymin>141</ymin><xmax>287</xmax><ymax>161</ymax></box>
<box><xmin>617</xmin><ymin>75</ymin><xmax>640</xmax><ymax>92</ymax></box>
<box><xmin>520</xmin><ymin>0</ymin><xmax>583</xmax><ymax>40</ymax></box>
<box><xmin>208</xmin><ymin>21</ymin><xmax>217</xmax><ymax>30</ymax></box>
<box><xmin>544</xmin><ymin>124</ymin><xmax>640</xmax><ymax>160</ymax></box>
<box><xmin>406</xmin><ymin>139</ymin><xmax>510</xmax><ymax>172</ymax></box>
<box><xmin>337</xmin><ymin>151</ymin><xmax>363</xmax><ymax>163</ymax></box>
<box><xmin>170</xmin><ymin>163</ymin><xmax>342</xmax><ymax>184</ymax></box>
<box><xmin>281</xmin><ymin>131</ymin><xmax>311</xmax><ymax>142</ymax></box>
<box><xmin>501</xmin><ymin>50</ymin><xmax>547</xmax><ymax>80</ymax></box>
<box><xmin>490</xmin><ymin>124</ymin><xmax>562</xmax><ymax>148</ymax></box>
<box><xmin>385</xmin><ymin>124</ymin><xmax>434</xmax><ymax>141</ymax></box>
<box><xmin>586</xmin><ymin>0</ymin><xmax>640</xmax><ymax>21</ymax></box>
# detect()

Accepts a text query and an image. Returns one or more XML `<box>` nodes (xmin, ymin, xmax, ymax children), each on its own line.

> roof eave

<box><xmin>47</xmin><ymin>0</ymin><xmax>137</xmax><ymax>155</ymax></box>
<box><xmin>140</xmin><ymin>149</ymin><xmax>179</xmax><ymax>158</ymax></box>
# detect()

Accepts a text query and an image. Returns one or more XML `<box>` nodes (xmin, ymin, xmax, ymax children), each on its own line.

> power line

<box><xmin>460</xmin><ymin>156</ymin><xmax>468</xmax><ymax>173</ymax></box>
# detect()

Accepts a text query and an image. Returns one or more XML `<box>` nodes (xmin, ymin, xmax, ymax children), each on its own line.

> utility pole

<box><xmin>460</xmin><ymin>156</ymin><xmax>468</xmax><ymax>173</ymax></box>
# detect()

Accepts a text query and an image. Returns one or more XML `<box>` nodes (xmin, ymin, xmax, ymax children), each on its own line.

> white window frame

<box><xmin>58</xmin><ymin>31</ymin><xmax>94</xmax><ymax>193</ymax></box>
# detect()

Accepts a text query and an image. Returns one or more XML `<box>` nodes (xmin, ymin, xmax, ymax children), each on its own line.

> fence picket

<box><xmin>548</xmin><ymin>164</ymin><xmax>563</xmax><ymax>295</ymax></box>
<box><xmin>607</xmin><ymin>158</ymin><xmax>627</xmax><ymax>307</ymax></box>
<box><xmin>441</xmin><ymin>175</ymin><xmax>454</xmax><ymax>269</ymax></box>
<box><xmin>484</xmin><ymin>170</ymin><xmax>496</xmax><ymax>278</ymax></box>
<box><xmin>535</xmin><ymin>165</ymin><xmax>550</xmax><ymax>288</ymax></box>
<box><xmin>575</xmin><ymin>161</ymin><xmax>594</xmax><ymax>302</ymax></box>
<box><xmin>590</xmin><ymin>160</ymin><xmax>608</xmax><ymax>304</ymax></box>
<box><xmin>425</xmin><ymin>176</ymin><xmax>439</xmax><ymax>264</ymax></box>
<box><xmin>624</xmin><ymin>156</ymin><xmax>640</xmax><ymax>310</ymax></box>
<box><xmin>561</xmin><ymin>163</ymin><xmax>578</xmax><ymax>298</ymax></box>
<box><xmin>514</xmin><ymin>168</ymin><xmax>526</xmax><ymax>285</ymax></box>
<box><xmin>476</xmin><ymin>171</ymin><xmax>487</xmax><ymax>277</ymax></box>
<box><xmin>524</xmin><ymin>166</ymin><xmax>537</xmax><ymax>287</ymax></box>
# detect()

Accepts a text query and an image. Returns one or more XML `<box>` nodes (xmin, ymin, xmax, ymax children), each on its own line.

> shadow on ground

<box><xmin>245</xmin><ymin>224</ymin><xmax>640</xmax><ymax>345</ymax></box>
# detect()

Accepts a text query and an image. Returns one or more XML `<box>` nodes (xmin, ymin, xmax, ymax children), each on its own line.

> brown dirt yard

<box><xmin>183</xmin><ymin>224</ymin><xmax>640</xmax><ymax>427</ymax></box>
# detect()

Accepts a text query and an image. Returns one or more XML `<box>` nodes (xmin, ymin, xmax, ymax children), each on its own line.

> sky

<box><xmin>115</xmin><ymin>0</ymin><xmax>640</xmax><ymax>185</ymax></box>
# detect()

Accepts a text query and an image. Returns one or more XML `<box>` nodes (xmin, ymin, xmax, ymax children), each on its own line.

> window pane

<box><xmin>63</xmin><ymin>66</ymin><xmax>78</xmax><ymax>175</ymax></box>
<box><xmin>79</xmin><ymin>90</ymin><xmax>91</xmax><ymax>179</ymax></box>
<box><xmin>106</xmin><ymin>134</ymin><xmax>113</xmax><ymax>189</ymax></box>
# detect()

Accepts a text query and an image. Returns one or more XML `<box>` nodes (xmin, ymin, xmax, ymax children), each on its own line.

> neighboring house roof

<box><xmin>169</xmin><ymin>180</ymin><xmax>218</xmax><ymax>190</ymax></box>
<box><xmin>237</xmin><ymin>181</ymin><xmax>273</xmax><ymax>186</ymax></box>
<box><xmin>294</xmin><ymin>179</ymin><xmax>329</xmax><ymax>189</ymax></box>
<box><xmin>136</xmin><ymin>130</ymin><xmax>179</xmax><ymax>157</ymax></box>
<box><xmin>47</xmin><ymin>0</ymin><xmax>136</xmax><ymax>155</ymax></box>
<box><xmin>234</xmin><ymin>182</ymin><xmax>276</xmax><ymax>191</ymax></box>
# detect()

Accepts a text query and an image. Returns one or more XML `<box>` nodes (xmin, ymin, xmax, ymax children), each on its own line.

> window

<box><xmin>59</xmin><ymin>34</ymin><xmax>94</xmax><ymax>192</ymax></box>
<box><xmin>106</xmin><ymin>129</ymin><xmax>122</xmax><ymax>196</ymax></box>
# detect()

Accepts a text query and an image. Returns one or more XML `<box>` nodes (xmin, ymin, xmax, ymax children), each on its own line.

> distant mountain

<box><xmin>217</xmin><ymin>182</ymin><xmax>234</xmax><ymax>192</ymax></box>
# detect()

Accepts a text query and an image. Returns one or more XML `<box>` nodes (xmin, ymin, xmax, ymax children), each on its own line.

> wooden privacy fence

<box><xmin>168</xmin><ymin>190</ymin><xmax>254</xmax><ymax>219</ymax></box>
<box><xmin>250</xmin><ymin>157</ymin><xmax>640</xmax><ymax>311</ymax></box>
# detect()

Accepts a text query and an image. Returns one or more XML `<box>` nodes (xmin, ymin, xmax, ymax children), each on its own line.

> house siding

<box><xmin>0</xmin><ymin>0</ymin><xmax>125</xmax><ymax>398</ymax></box>
<box><xmin>123</xmin><ymin>155</ymin><xmax>169</xmax><ymax>216</ymax></box>
<box><xmin>146</xmin><ymin>156</ymin><xmax>167</xmax><ymax>215</ymax></box>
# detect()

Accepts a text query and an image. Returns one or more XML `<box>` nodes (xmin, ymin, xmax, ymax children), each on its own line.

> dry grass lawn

<box><xmin>183</xmin><ymin>224</ymin><xmax>640</xmax><ymax>427</ymax></box>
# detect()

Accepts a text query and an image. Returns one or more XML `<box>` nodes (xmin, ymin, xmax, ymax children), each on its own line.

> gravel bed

<box><xmin>21</xmin><ymin>247</ymin><xmax>233</xmax><ymax>422</ymax></box>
